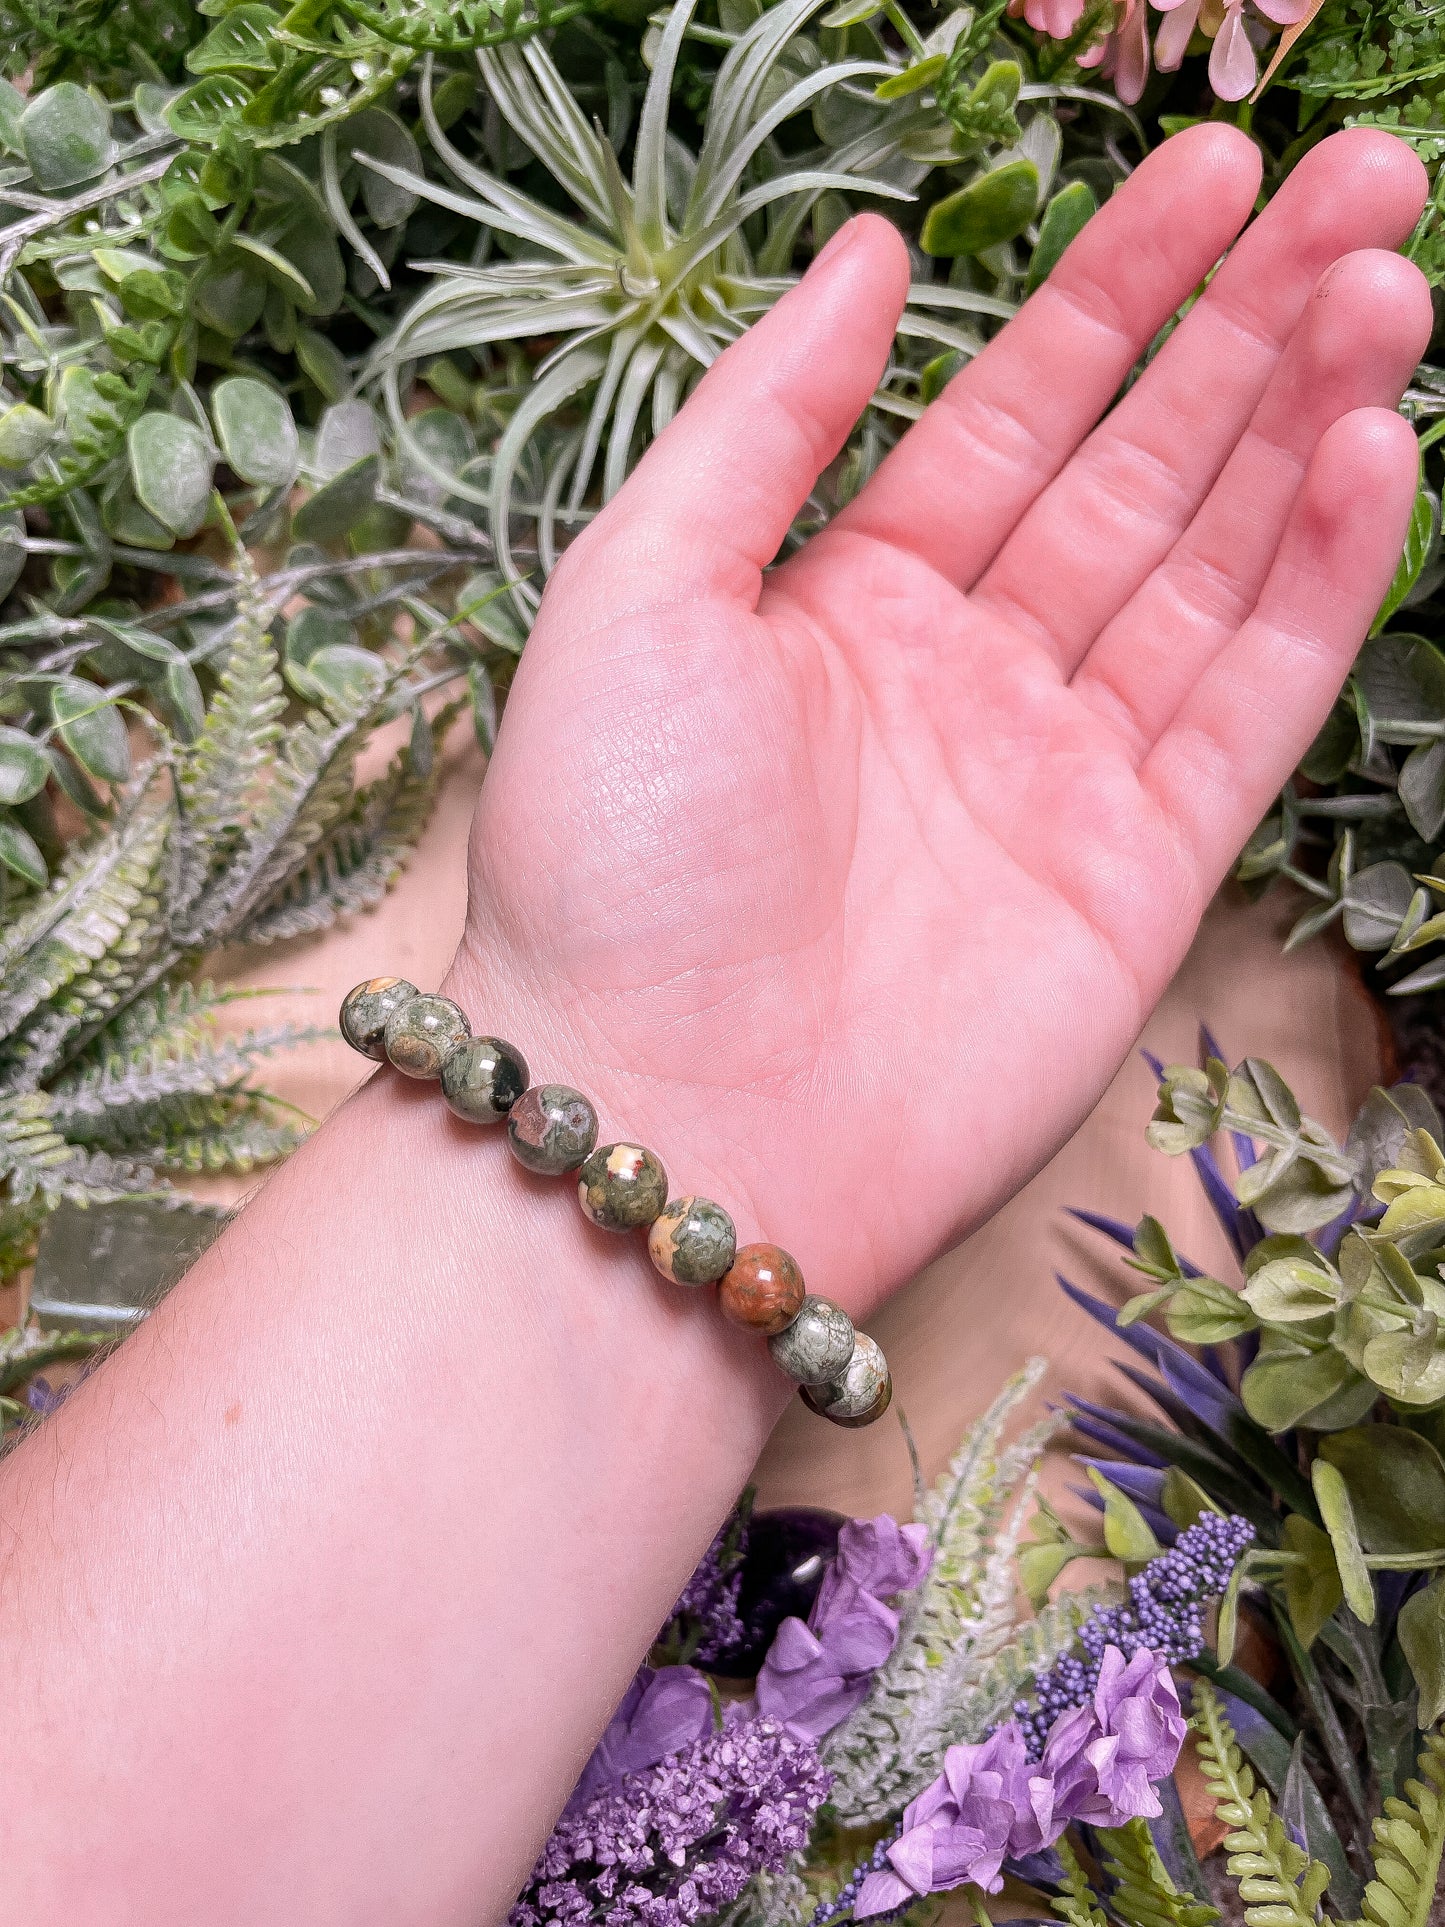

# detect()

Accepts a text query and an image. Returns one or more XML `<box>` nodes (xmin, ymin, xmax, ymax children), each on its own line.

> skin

<box><xmin>0</xmin><ymin>125</ymin><xmax>1431</xmax><ymax>1925</ymax></box>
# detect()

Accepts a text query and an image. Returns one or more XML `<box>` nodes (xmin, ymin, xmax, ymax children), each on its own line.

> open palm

<box><xmin>454</xmin><ymin>124</ymin><xmax>1430</xmax><ymax>1323</ymax></box>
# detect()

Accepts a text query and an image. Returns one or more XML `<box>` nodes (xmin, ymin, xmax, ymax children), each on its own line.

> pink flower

<box><xmin>1154</xmin><ymin>0</ymin><xmax>1313</xmax><ymax>97</ymax></box>
<box><xmin>1079</xmin><ymin>0</ymin><xmax>1152</xmax><ymax>105</ymax></box>
<box><xmin>1011</xmin><ymin>0</ymin><xmax>1091</xmax><ymax>36</ymax></box>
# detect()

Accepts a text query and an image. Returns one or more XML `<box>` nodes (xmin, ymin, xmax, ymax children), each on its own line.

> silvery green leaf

<box><xmin>128</xmin><ymin>414</ymin><xmax>214</xmax><ymax>540</ymax></box>
<box><xmin>0</xmin><ymin>815</ymin><xmax>46</xmax><ymax>887</ymax></box>
<box><xmin>1342</xmin><ymin>860</ymin><xmax>1414</xmax><ymax>950</ymax></box>
<box><xmin>0</xmin><ymin>75</ymin><xmax>24</xmax><ymax>153</ymax></box>
<box><xmin>292</xmin><ymin>455</ymin><xmax>378</xmax><ymax>544</ymax></box>
<box><xmin>286</xmin><ymin>606</ymin><xmax>353</xmax><ymax>664</ymax></box>
<box><xmin>1242</xmin><ymin>1345</ymin><xmax>1352</xmax><ymax>1430</ymax></box>
<box><xmin>0</xmin><ymin>509</ymin><xmax>25</xmax><ymax>600</ymax></box>
<box><xmin>1398</xmin><ymin>1575</ymin><xmax>1445</xmax><ymax>1725</ymax></box>
<box><xmin>20</xmin><ymin>83</ymin><xmax>114</xmax><ymax>191</ymax></box>
<box><xmin>314</xmin><ymin>401</ymin><xmax>380</xmax><ymax>482</ymax></box>
<box><xmin>0</xmin><ymin>726</ymin><xmax>49</xmax><ymax>806</ymax></box>
<box><xmin>0</xmin><ymin>402</ymin><xmax>52</xmax><ymax>468</ymax></box>
<box><xmin>1319</xmin><ymin>1425</ymin><xmax>1445</xmax><ymax>1555</ymax></box>
<box><xmin>287</xmin><ymin>643</ymin><xmax>385</xmax><ymax>713</ymax></box>
<box><xmin>348</xmin><ymin>108</ymin><xmax>423</xmax><ymax>228</ymax></box>
<box><xmin>51</xmin><ymin>677</ymin><xmax>130</xmax><ymax>784</ymax></box>
<box><xmin>1242</xmin><ymin>1256</ymin><xmax>1342</xmax><ymax>1322</ymax></box>
<box><xmin>1400</xmin><ymin>736</ymin><xmax>1445</xmax><ymax>840</ymax></box>
<box><xmin>212</xmin><ymin>377</ymin><xmax>299</xmax><ymax>490</ymax></box>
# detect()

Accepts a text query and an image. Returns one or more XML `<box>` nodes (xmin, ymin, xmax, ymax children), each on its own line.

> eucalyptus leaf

<box><xmin>0</xmin><ymin>726</ymin><xmax>49</xmax><ymax>805</ymax></box>
<box><xmin>128</xmin><ymin>414</ymin><xmax>214</xmax><ymax>540</ymax></box>
<box><xmin>1242</xmin><ymin>1256</ymin><xmax>1341</xmax><ymax>1322</ymax></box>
<box><xmin>0</xmin><ymin>815</ymin><xmax>46</xmax><ymax>886</ymax></box>
<box><xmin>1398</xmin><ymin>1574</ymin><xmax>1445</xmax><ymax>1725</ymax></box>
<box><xmin>292</xmin><ymin>454</ymin><xmax>378</xmax><ymax>545</ymax></box>
<box><xmin>0</xmin><ymin>403</ymin><xmax>53</xmax><ymax>468</ymax></box>
<box><xmin>212</xmin><ymin>377</ymin><xmax>298</xmax><ymax>490</ymax></box>
<box><xmin>1311</xmin><ymin>1459</ymin><xmax>1375</xmax><ymax>1623</ymax></box>
<box><xmin>1241</xmin><ymin>1345</ymin><xmax>1351</xmax><ymax>1431</ymax></box>
<box><xmin>349</xmin><ymin>109</ymin><xmax>423</xmax><ymax>228</ymax></box>
<box><xmin>20</xmin><ymin>83</ymin><xmax>114</xmax><ymax>191</ymax></box>
<box><xmin>1318</xmin><ymin>1426</ymin><xmax>1445</xmax><ymax>1554</ymax></box>
<box><xmin>50</xmin><ymin>676</ymin><xmax>130</xmax><ymax>784</ymax></box>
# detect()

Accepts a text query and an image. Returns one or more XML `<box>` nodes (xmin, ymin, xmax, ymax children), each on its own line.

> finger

<box><xmin>1141</xmin><ymin>407</ymin><xmax>1419</xmax><ymax>887</ymax></box>
<box><xmin>542</xmin><ymin>214</ymin><xmax>910</xmax><ymax>626</ymax></box>
<box><xmin>1073</xmin><ymin>247</ymin><xmax>1432</xmax><ymax>755</ymax></box>
<box><xmin>823</xmin><ymin>123</ymin><xmax>1263</xmax><ymax>586</ymax></box>
<box><xmin>970</xmin><ymin>128</ymin><xmax>1427</xmax><ymax>668</ymax></box>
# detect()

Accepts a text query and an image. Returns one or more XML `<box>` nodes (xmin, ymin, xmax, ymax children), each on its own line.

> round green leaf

<box><xmin>0</xmin><ymin>815</ymin><xmax>47</xmax><ymax>887</ymax></box>
<box><xmin>0</xmin><ymin>725</ymin><xmax>49</xmax><ymax>805</ymax></box>
<box><xmin>1281</xmin><ymin>1514</ymin><xmax>1343</xmax><ymax>1650</ymax></box>
<box><xmin>314</xmin><ymin>399</ymin><xmax>380</xmax><ymax>480</ymax></box>
<box><xmin>51</xmin><ymin>676</ymin><xmax>131</xmax><ymax>784</ymax></box>
<box><xmin>128</xmin><ymin>413</ymin><xmax>214</xmax><ymax>539</ymax></box>
<box><xmin>1399</xmin><ymin>1574</ymin><xmax>1445</xmax><ymax>1726</ymax></box>
<box><xmin>193</xmin><ymin>261</ymin><xmax>268</xmax><ymax>339</ymax></box>
<box><xmin>290</xmin><ymin>643</ymin><xmax>385</xmax><ymax>712</ymax></box>
<box><xmin>1319</xmin><ymin>1426</ymin><xmax>1445</xmax><ymax>1554</ymax></box>
<box><xmin>160</xmin><ymin>659</ymin><xmax>205</xmax><ymax>743</ymax></box>
<box><xmin>1242</xmin><ymin>1345</ymin><xmax>1352</xmax><ymax>1431</ymax></box>
<box><xmin>0</xmin><ymin>509</ymin><xmax>25</xmax><ymax>601</ymax></box>
<box><xmin>0</xmin><ymin>402</ymin><xmax>52</xmax><ymax>468</ymax></box>
<box><xmin>922</xmin><ymin>159</ymin><xmax>1039</xmax><ymax>259</ymax></box>
<box><xmin>212</xmin><ymin>376</ymin><xmax>298</xmax><ymax>489</ymax></box>
<box><xmin>20</xmin><ymin>83</ymin><xmax>114</xmax><ymax>191</ymax></box>
<box><xmin>0</xmin><ymin>76</ymin><xmax>26</xmax><ymax>154</ymax></box>
<box><xmin>292</xmin><ymin>453</ymin><xmax>378</xmax><ymax>544</ymax></box>
<box><xmin>1242</xmin><ymin>1257</ymin><xmax>1342</xmax><ymax>1323</ymax></box>
<box><xmin>348</xmin><ymin>108</ymin><xmax>422</xmax><ymax>229</ymax></box>
<box><xmin>286</xmin><ymin>605</ymin><xmax>352</xmax><ymax>664</ymax></box>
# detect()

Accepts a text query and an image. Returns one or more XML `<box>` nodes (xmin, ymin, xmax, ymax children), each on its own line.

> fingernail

<box><xmin>810</xmin><ymin>217</ymin><xmax>860</xmax><ymax>273</ymax></box>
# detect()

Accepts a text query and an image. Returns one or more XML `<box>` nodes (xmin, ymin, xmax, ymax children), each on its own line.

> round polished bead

<box><xmin>648</xmin><ymin>1196</ymin><xmax>736</xmax><ymax>1287</ymax></box>
<box><xmin>383</xmin><ymin>993</ymin><xmax>470</xmax><ymax>1079</ymax></box>
<box><xmin>441</xmin><ymin>1035</ymin><xmax>530</xmax><ymax>1123</ymax></box>
<box><xmin>578</xmin><ymin>1142</ymin><xmax>668</xmax><ymax>1232</ymax></box>
<box><xmin>767</xmin><ymin>1294</ymin><xmax>855</xmax><ymax>1385</ymax></box>
<box><xmin>340</xmin><ymin>977</ymin><xmax>418</xmax><ymax>1060</ymax></box>
<box><xmin>507</xmin><ymin>1083</ymin><xmax>599</xmax><ymax>1175</ymax></box>
<box><xmin>719</xmin><ymin>1243</ymin><xmax>806</xmax><ymax>1335</ymax></box>
<box><xmin>801</xmin><ymin>1333</ymin><xmax>892</xmax><ymax>1427</ymax></box>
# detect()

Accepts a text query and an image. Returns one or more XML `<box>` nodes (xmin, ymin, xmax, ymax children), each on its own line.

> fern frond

<box><xmin>1191</xmin><ymin>1677</ymin><xmax>1333</xmax><ymax>1927</ymax></box>
<box><xmin>50</xmin><ymin>1021</ymin><xmax>323</xmax><ymax>1118</ymax></box>
<box><xmin>237</xmin><ymin>709</ymin><xmax>442</xmax><ymax>944</ymax></box>
<box><xmin>1052</xmin><ymin>1833</ymin><xmax>1110</xmax><ymax>1927</ymax></box>
<box><xmin>173</xmin><ymin>570</ymin><xmax>285</xmax><ymax>915</ymax></box>
<box><xmin>0</xmin><ymin>1093</ymin><xmax>154</xmax><ymax>1204</ymax></box>
<box><xmin>0</xmin><ymin>1323</ymin><xmax>110</xmax><ymax>1394</ymax></box>
<box><xmin>51</xmin><ymin>1086</ymin><xmax>307</xmax><ymax>1172</ymax></box>
<box><xmin>1096</xmin><ymin>1818</ymin><xmax>1218</xmax><ymax>1927</ymax></box>
<box><xmin>1357</xmin><ymin>1730</ymin><xmax>1445</xmax><ymax>1927</ymax></box>
<box><xmin>0</xmin><ymin>781</ymin><xmax>174</xmax><ymax>1066</ymax></box>
<box><xmin>826</xmin><ymin>1360</ymin><xmax>1076</xmax><ymax>1822</ymax></box>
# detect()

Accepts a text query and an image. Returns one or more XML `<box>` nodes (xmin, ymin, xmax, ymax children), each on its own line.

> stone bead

<box><xmin>767</xmin><ymin>1294</ymin><xmax>855</xmax><ymax>1385</ymax></box>
<box><xmin>383</xmin><ymin>993</ymin><xmax>471</xmax><ymax>1079</ymax></box>
<box><xmin>507</xmin><ymin>1083</ymin><xmax>599</xmax><ymax>1175</ymax></box>
<box><xmin>648</xmin><ymin>1196</ymin><xmax>736</xmax><ymax>1287</ymax></box>
<box><xmin>577</xmin><ymin>1142</ymin><xmax>668</xmax><ymax>1232</ymax></box>
<box><xmin>719</xmin><ymin>1244</ymin><xmax>806</xmax><ymax>1335</ymax></box>
<box><xmin>340</xmin><ymin>977</ymin><xmax>418</xmax><ymax>1060</ymax></box>
<box><xmin>441</xmin><ymin>1036</ymin><xmax>530</xmax><ymax>1124</ymax></box>
<box><xmin>801</xmin><ymin>1332</ymin><xmax>892</xmax><ymax>1428</ymax></box>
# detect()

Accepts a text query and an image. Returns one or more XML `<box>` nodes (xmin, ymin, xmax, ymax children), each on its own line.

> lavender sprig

<box><xmin>1016</xmin><ymin>1510</ymin><xmax>1254</xmax><ymax>1757</ymax></box>
<box><xmin>509</xmin><ymin>1715</ymin><xmax>831</xmax><ymax>1927</ymax></box>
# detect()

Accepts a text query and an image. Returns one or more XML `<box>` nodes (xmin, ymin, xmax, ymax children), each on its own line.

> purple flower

<box><xmin>661</xmin><ymin>1505</ymin><xmax>748</xmax><ymax>1665</ymax></box>
<box><xmin>1042</xmin><ymin>1646</ymin><xmax>1187</xmax><ymax>1825</ymax></box>
<box><xmin>568</xmin><ymin>1666</ymin><xmax>714</xmax><ymax>1806</ymax></box>
<box><xmin>854</xmin><ymin>1722</ymin><xmax>1060</xmax><ymax>1916</ymax></box>
<box><xmin>755</xmin><ymin>1515</ymin><xmax>930</xmax><ymax>1742</ymax></box>
<box><xmin>510</xmin><ymin>1715</ymin><xmax>832</xmax><ymax>1927</ymax></box>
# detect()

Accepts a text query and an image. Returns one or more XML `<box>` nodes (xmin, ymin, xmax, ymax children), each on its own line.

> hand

<box><xmin>452</xmin><ymin>125</ymin><xmax>1429</xmax><ymax>1322</ymax></box>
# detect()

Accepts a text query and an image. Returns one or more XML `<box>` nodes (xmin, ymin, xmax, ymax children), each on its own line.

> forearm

<box><xmin>0</xmin><ymin>987</ymin><xmax>788</xmax><ymax>1925</ymax></box>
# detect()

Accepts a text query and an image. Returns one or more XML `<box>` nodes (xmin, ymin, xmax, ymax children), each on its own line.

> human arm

<box><xmin>0</xmin><ymin>122</ymin><xmax>1431</xmax><ymax>1925</ymax></box>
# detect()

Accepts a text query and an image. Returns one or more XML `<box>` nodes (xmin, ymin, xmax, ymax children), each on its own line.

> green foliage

<box><xmin>1192</xmin><ymin>1679</ymin><xmax>1334</xmax><ymax>1927</ymax></box>
<box><xmin>1358</xmin><ymin>1731</ymin><xmax>1445</xmax><ymax>1927</ymax></box>
<box><xmin>1094</xmin><ymin>1818</ymin><xmax>1219</xmax><ymax>1927</ymax></box>
<box><xmin>824</xmin><ymin>1359</ymin><xmax>1114</xmax><ymax>1823</ymax></box>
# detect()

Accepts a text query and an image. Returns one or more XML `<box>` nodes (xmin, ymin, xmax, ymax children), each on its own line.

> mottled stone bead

<box><xmin>441</xmin><ymin>1036</ymin><xmax>530</xmax><ymax>1124</ymax></box>
<box><xmin>340</xmin><ymin>977</ymin><xmax>418</xmax><ymax>1060</ymax></box>
<box><xmin>801</xmin><ymin>1333</ymin><xmax>892</xmax><ymax>1428</ymax></box>
<box><xmin>507</xmin><ymin>1083</ymin><xmax>599</xmax><ymax>1175</ymax></box>
<box><xmin>382</xmin><ymin>993</ymin><xmax>470</xmax><ymax>1079</ymax></box>
<box><xmin>577</xmin><ymin>1142</ymin><xmax>668</xmax><ymax>1232</ymax></box>
<box><xmin>767</xmin><ymin>1294</ymin><xmax>855</xmax><ymax>1385</ymax></box>
<box><xmin>648</xmin><ymin>1196</ymin><xmax>736</xmax><ymax>1287</ymax></box>
<box><xmin>719</xmin><ymin>1244</ymin><xmax>806</xmax><ymax>1335</ymax></box>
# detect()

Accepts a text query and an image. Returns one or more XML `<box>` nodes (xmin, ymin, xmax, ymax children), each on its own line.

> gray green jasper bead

<box><xmin>801</xmin><ymin>1332</ymin><xmax>892</xmax><ymax>1428</ymax></box>
<box><xmin>577</xmin><ymin>1143</ymin><xmax>668</xmax><ymax>1233</ymax></box>
<box><xmin>441</xmin><ymin>1036</ymin><xmax>530</xmax><ymax>1123</ymax></box>
<box><xmin>648</xmin><ymin>1196</ymin><xmax>736</xmax><ymax>1287</ymax></box>
<box><xmin>767</xmin><ymin>1295</ymin><xmax>855</xmax><ymax>1386</ymax></box>
<box><xmin>340</xmin><ymin>977</ymin><xmax>418</xmax><ymax>1060</ymax></box>
<box><xmin>383</xmin><ymin>994</ymin><xmax>470</xmax><ymax>1079</ymax></box>
<box><xmin>508</xmin><ymin>1084</ymin><xmax>599</xmax><ymax>1175</ymax></box>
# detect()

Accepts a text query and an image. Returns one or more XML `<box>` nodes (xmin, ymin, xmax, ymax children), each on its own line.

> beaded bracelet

<box><xmin>340</xmin><ymin>976</ymin><xmax>892</xmax><ymax>1428</ymax></box>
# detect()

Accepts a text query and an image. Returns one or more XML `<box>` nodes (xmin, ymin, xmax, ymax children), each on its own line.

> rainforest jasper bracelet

<box><xmin>340</xmin><ymin>976</ymin><xmax>892</xmax><ymax>1428</ymax></box>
